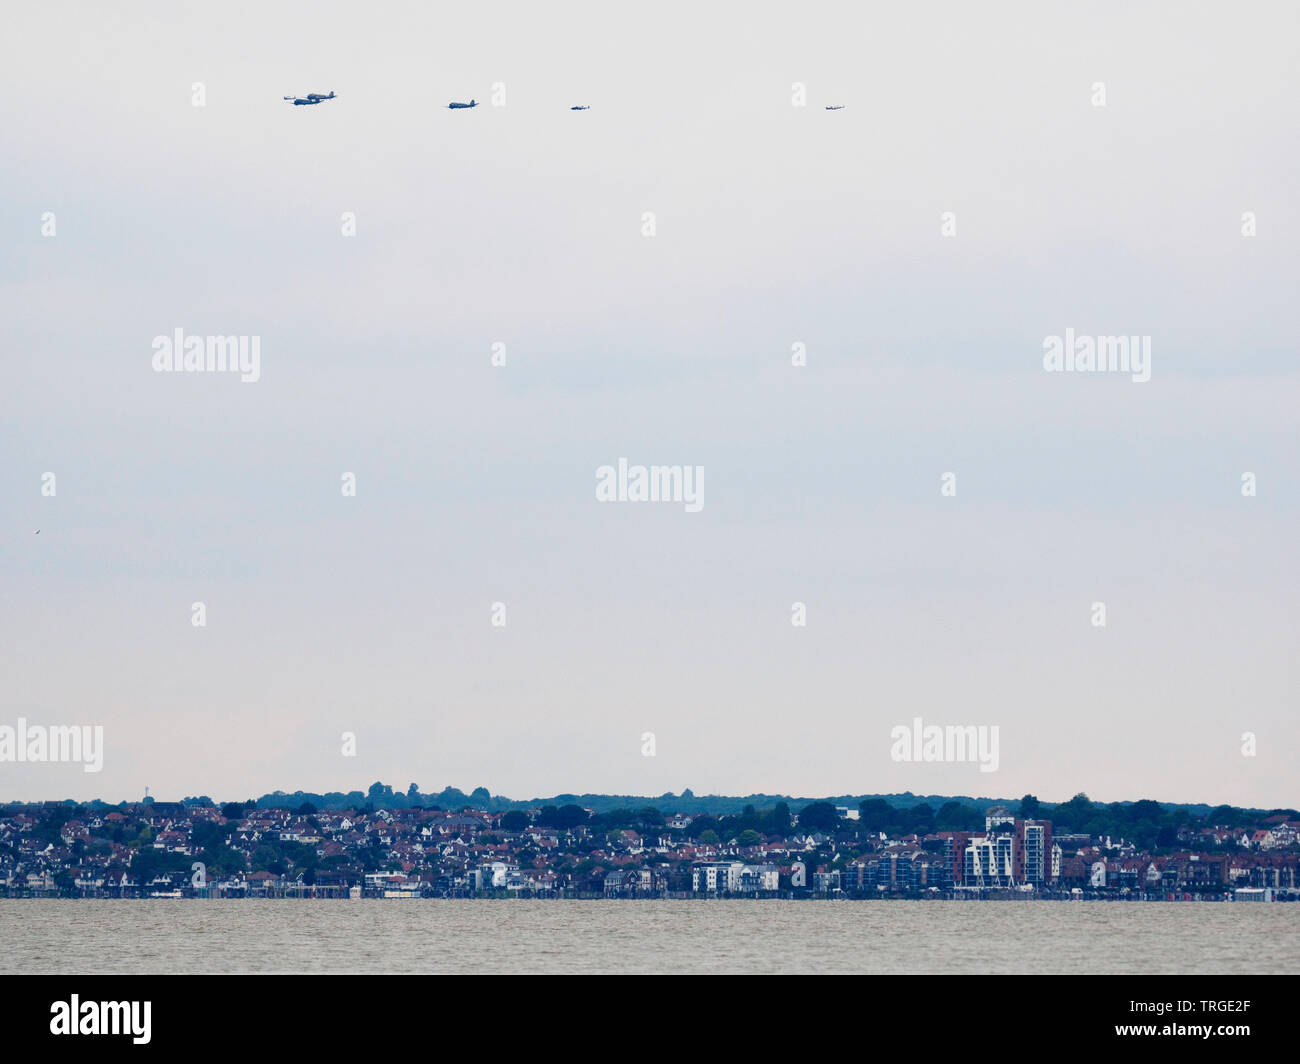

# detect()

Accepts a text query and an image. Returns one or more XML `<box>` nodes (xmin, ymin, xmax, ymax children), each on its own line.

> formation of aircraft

<box><xmin>282</xmin><ymin>93</ymin><xmax>592</xmax><ymax>112</ymax></box>
<box><xmin>282</xmin><ymin>93</ymin><xmax>846</xmax><ymax>114</ymax></box>
<box><xmin>283</xmin><ymin>91</ymin><xmax>337</xmax><ymax>106</ymax></box>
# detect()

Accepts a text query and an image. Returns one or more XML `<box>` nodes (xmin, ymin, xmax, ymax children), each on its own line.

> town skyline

<box><xmin>5</xmin><ymin>788</ymin><xmax>1296</xmax><ymax>901</ymax></box>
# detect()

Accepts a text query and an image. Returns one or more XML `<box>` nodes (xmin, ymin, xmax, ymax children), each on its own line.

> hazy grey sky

<box><xmin>2</xmin><ymin>1</ymin><xmax>1297</xmax><ymax>807</ymax></box>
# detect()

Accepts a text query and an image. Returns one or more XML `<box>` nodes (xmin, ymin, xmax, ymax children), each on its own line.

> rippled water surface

<box><xmin>3</xmin><ymin>899</ymin><xmax>1297</xmax><ymax>974</ymax></box>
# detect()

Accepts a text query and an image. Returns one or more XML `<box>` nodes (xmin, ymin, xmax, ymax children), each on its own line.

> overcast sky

<box><xmin>2</xmin><ymin>1</ymin><xmax>1297</xmax><ymax>807</ymax></box>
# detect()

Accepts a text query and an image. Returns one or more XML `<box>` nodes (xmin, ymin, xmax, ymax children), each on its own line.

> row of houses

<box><xmin>4</xmin><ymin>800</ymin><xmax>1299</xmax><ymax>899</ymax></box>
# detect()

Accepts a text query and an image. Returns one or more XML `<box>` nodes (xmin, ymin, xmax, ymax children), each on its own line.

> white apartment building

<box><xmin>692</xmin><ymin>861</ymin><xmax>779</xmax><ymax>893</ymax></box>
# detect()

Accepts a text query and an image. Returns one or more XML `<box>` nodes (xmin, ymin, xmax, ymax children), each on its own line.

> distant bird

<box><xmin>571</xmin><ymin>105</ymin><xmax>590</xmax><ymax>111</ymax></box>
<box><xmin>825</xmin><ymin>105</ymin><xmax>845</xmax><ymax>110</ymax></box>
<box><xmin>34</xmin><ymin>529</ymin><xmax>39</xmax><ymax>534</ymax></box>
<box><xmin>283</xmin><ymin>91</ymin><xmax>337</xmax><ymax>106</ymax></box>
<box><xmin>448</xmin><ymin>99</ymin><xmax>478</xmax><ymax>109</ymax></box>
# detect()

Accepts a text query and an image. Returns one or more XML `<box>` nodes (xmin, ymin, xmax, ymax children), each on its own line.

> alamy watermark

<box><xmin>50</xmin><ymin>996</ymin><xmax>150</xmax><ymax>1044</ymax></box>
<box><xmin>890</xmin><ymin>716</ymin><xmax>999</xmax><ymax>773</ymax></box>
<box><xmin>1042</xmin><ymin>328</ymin><xmax>1150</xmax><ymax>382</ymax></box>
<box><xmin>152</xmin><ymin>328</ymin><xmax>261</xmax><ymax>382</ymax></box>
<box><xmin>595</xmin><ymin>458</ymin><xmax>704</xmax><ymax>512</ymax></box>
<box><xmin>0</xmin><ymin>718</ymin><xmax>103</xmax><ymax>772</ymax></box>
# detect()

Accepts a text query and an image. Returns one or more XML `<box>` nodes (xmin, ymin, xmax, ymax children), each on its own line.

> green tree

<box><xmin>131</xmin><ymin>848</ymin><xmax>190</xmax><ymax>881</ymax></box>
<box><xmin>1054</xmin><ymin>793</ymin><xmax>1094</xmax><ymax>831</ymax></box>
<box><xmin>206</xmin><ymin>846</ymin><xmax>246</xmax><ymax>876</ymax></box>
<box><xmin>537</xmin><ymin>804</ymin><xmax>588</xmax><ymax>829</ymax></box>
<box><xmin>1126</xmin><ymin>799</ymin><xmax>1164</xmax><ymax>823</ymax></box>
<box><xmin>1132</xmin><ymin>819</ymin><xmax>1159</xmax><ymax>850</ymax></box>
<box><xmin>858</xmin><ymin>798</ymin><xmax>894</xmax><ymax>832</ymax></box>
<box><xmin>908</xmin><ymin>804</ymin><xmax>936</xmax><ymax>834</ymax></box>
<box><xmin>500</xmin><ymin>811</ymin><xmax>529</xmax><ymax>833</ymax></box>
<box><xmin>936</xmin><ymin>801</ymin><xmax>980</xmax><ymax>831</ymax></box>
<box><xmin>688</xmin><ymin>815</ymin><xmax>718</xmax><ymax>840</ymax></box>
<box><xmin>192</xmin><ymin>820</ymin><xmax>229</xmax><ymax>852</ymax></box>
<box><xmin>799</xmin><ymin>802</ymin><xmax>839</xmax><ymax>834</ymax></box>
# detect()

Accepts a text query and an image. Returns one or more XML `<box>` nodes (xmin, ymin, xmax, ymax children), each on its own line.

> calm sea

<box><xmin>3</xmin><ymin>899</ymin><xmax>1297</xmax><ymax>974</ymax></box>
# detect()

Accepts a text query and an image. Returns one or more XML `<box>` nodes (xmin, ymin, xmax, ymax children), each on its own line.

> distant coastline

<box><xmin>3</xmin><ymin>787</ymin><xmax>1296</xmax><ymax>902</ymax></box>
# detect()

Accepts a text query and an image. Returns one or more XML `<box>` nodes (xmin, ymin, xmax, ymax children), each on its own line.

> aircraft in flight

<box><xmin>448</xmin><ymin>99</ymin><xmax>478</xmax><ymax>109</ymax></box>
<box><xmin>284</xmin><ymin>91</ymin><xmax>337</xmax><ymax>106</ymax></box>
<box><xmin>571</xmin><ymin>105</ymin><xmax>590</xmax><ymax>110</ymax></box>
<box><xmin>825</xmin><ymin>104</ymin><xmax>845</xmax><ymax>110</ymax></box>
